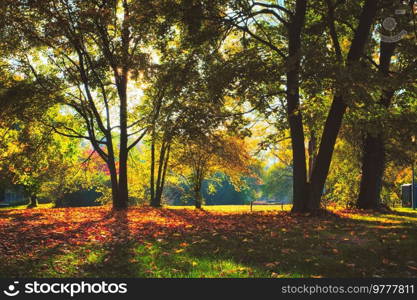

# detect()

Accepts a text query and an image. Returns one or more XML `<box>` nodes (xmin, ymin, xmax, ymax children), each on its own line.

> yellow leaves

<box><xmin>107</xmin><ymin>24</ymin><xmax>116</xmax><ymax>33</ymax></box>
<box><xmin>271</xmin><ymin>272</ymin><xmax>287</xmax><ymax>278</ymax></box>
<box><xmin>221</xmin><ymin>31</ymin><xmax>244</xmax><ymax>57</ymax></box>
<box><xmin>12</xmin><ymin>73</ymin><xmax>24</xmax><ymax>81</ymax></box>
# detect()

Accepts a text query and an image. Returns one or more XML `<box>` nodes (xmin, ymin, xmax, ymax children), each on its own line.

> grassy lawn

<box><xmin>0</xmin><ymin>205</ymin><xmax>416</xmax><ymax>278</ymax></box>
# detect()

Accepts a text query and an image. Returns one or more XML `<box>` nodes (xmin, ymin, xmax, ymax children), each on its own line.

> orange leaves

<box><xmin>0</xmin><ymin>207</ymin><xmax>291</xmax><ymax>258</ymax></box>
<box><xmin>0</xmin><ymin>206</ymin><xmax>417</xmax><ymax>278</ymax></box>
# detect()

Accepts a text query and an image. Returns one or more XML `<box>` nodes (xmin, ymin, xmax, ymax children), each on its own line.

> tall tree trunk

<box><xmin>153</xmin><ymin>141</ymin><xmax>167</xmax><ymax>207</ymax></box>
<box><xmin>287</xmin><ymin>0</ymin><xmax>309</xmax><ymax>213</ymax></box>
<box><xmin>115</xmin><ymin>2</ymin><xmax>131</xmax><ymax>210</ymax></box>
<box><xmin>150</xmin><ymin>131</ymin><xmax>157</xmax><ymax>207</ymax></box>
<box><xmin>308</xmin><ymin>0</ymin><xmax>378</xmax><ymax>209</ymax></box>
<box><xmin>357</xmin><ymin>42</ymin><xmax>396</xmax><ymax>209</ymax></box>
<box><xmin>195</xmin><ymin>184</ymin><xmax>202</xmax><ymax>209</ymax></box>
<box><xmin>159</xmin><ymin>144</ymin><xmax>171</xmax><ymax>198</ymax></box>
<box><xmin>154</xmin><ymin>142</ymin><xmax>171</xmax><ymax>207</ymax></box>
<box><xmin>357</xmin><ymin>134</ymin><xmax>386</xmax><ymax>208</ymax></box>
<box><xmin>0</xmin><ymin>186</ymin><xmax>5</xmax><ymax>202</ymax></box>
<box><xmin>28</xmin><ymin>194</ymin><xmax>37</xmax><ymax>208</ymax></box>
<box><xmin>117</xmin><ymin>74</ymin><xmax>129</xmax><ymax>210</ymax></box>
<box><xmin>108</xmin><ymin>160</ymin><xmax>119</xmax><ymax>207</ymax></box>
<box><xmin>149</xmin><ymin>91</ymin><xmax>164</xmax><ymax>207</ymax></box>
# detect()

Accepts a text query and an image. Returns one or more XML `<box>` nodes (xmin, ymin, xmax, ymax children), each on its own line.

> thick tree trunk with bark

<box><xmin>195</xmin><ymin>185</ymin><xmax>202</xmax><ymax>209</ymax></box>
<box><xmin>357</xmin><ymin>42</ymin><xmax>396</xmax><ymax>209</ymax></box>
<box><xmin>287</xmin><ymin>0</ymin><xmax>309</xmax><ymax>213</ymax></box>
<box><xmin>357</xmin><ymin>134</ymin><xmax>386</xmax><ymax>208</ymax></box>
<box><xmin>28</xmin><ymin>194</ymin><xmax>37</xmax><ymax>208</ymax></box>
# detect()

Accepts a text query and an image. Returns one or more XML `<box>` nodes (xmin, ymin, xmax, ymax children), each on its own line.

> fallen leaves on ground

<box><xmin>0</xmin><ymin>206</ymin><xmax>416</xmax><ymax>278</ymax></box>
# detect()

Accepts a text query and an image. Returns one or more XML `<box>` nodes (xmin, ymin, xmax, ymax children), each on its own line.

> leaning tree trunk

<box><xmin>357</xmin><ymin>42</ymin><xmax>396</xmax><ymax>209</ymax></box>
<box><xmin>153</xmin><ymin>143</ymin><xmax>171</xmax><ymax>207</ymax></box>
<box><xmin>309</xmin><ymin>94</ymin><xmax>347</xmax><ymax>210</ymax></box>
<box><xmin>308</xmin><ymin>0</ymin><xmax>378</xmax><ymax>210</ymax></box>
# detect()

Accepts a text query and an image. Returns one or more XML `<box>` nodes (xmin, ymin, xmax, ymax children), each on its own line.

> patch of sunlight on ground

<box><xmin>134</xmin><ymin>243</ymin><xmax>270</xmax><ymax>278</ymax></box>
<box><xmin>0</xmin><ymin>203</ymin><xmax>54</xmax><ymax>210</ymax></box>
<box><xmin>338</xmin><ymin>207</ymin><xmax>417</xmax><ymax>224</ymax></box>
<box><xmin>166</xmin><ymin>204</ymin><xmax>292</xmax><ymax>213</ymax></box>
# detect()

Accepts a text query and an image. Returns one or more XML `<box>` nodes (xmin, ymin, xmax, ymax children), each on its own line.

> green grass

<box><xmin>1</xmin><ymin>206</ymin><xmax>416</xmax><ymax>278</ymax></box>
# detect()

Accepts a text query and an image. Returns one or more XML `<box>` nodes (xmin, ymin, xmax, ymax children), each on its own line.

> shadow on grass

<box><xmin>79</xmin><ymin>209</ymin><xmax>138</xmax><ymax>277</ymax></box>
<box><xmin>74</xmin><ymin>209</ymin><xmax>417</xmax><ymax>278</ymax></box>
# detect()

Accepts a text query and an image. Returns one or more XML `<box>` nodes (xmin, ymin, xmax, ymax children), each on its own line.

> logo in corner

<box><xmin>3</xmin><ymin>281</ymin><xmax>20</xmax><ymax>297</ymax></box>
<box><xmin>380</xmin><ymin>2</ymin><xmax>410</xmax><ymax>43</ymax></box>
